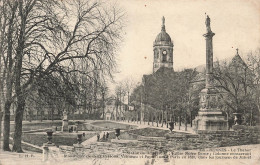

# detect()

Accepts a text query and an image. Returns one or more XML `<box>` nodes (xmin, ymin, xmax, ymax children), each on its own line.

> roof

<box><xmin>153</xmin><ymin>16</ymin><xmax>173</xmax><ymax>46</ymax></box>
<box><xmin>191</xmin><ymin>51</ymin><xmax>248</xmax><ymax>84</ymax></box>
<box><xmin>154</xmin><ymin>31</ymin><xmax>172</xmax><ymax>44</ymax></box>
<box><xmin>195</xmin><ymin>50</ymin><xmax>247</xmax><ymax>73</ymax></box>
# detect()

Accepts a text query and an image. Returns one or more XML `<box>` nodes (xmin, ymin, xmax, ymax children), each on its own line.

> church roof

<box><xmin>154</xmin><ymin>16</ymin><xmax>173</xmax><ymax>46</ymax></box>
<box><xmin>195</xmin><ymin>49</ymin><xmax>247</xmax><ymax>73</ymax></box>
<box><xmin>191</xmin><ymin>49</ymin><xmax>248</xmax><ymax>84</ymax></box>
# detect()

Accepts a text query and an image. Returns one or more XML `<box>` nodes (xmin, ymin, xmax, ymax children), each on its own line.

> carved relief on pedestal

<box><xmin>200</xmin><ymin>93</ymin><xmax>207</xmax><ymax>110</ymax></box>
<box><xmin>210</xmin><ymin>95</ymin><xmax>217</xmax><ymax>109</ymax></box>
<box><xmin>200</xmin><ymin>93</ymin><xmax>220</xmax><ymax>110</ymax></box>
<box><xmin>206</xmin><ymin>95</ymin><xmax>210</xmax><ymax>109</ymax></box>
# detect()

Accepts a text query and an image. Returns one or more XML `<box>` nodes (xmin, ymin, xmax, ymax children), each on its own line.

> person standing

<box><xmin>97</xmin><ymin>133</ymin><xmax>100</xmax><ymax>141</ymax></box>
<box><xmin>106</xmin><ymin>132</ymin><xmax>109</xmax><ymax>140</ymax></box>
<box><xmin>103</xmin><ymin>132</ymin><xmax>106</xmax><ymax>140</ymax></box>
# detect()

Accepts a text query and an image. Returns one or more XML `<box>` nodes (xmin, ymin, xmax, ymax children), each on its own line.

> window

<box><xmin>162</xmin><ymin>54</ymin><xmax>167</xmax><ymax>62</ymax></box>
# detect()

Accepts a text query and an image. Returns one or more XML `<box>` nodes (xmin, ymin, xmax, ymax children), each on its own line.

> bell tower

<box><xmin>153</xmin><ymin>17</ymin><xmax>174</xmax><ymax>73</ymax></box>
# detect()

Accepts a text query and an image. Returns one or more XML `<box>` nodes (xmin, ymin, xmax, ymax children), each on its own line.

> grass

<box><xmin>127</xmin><ymin>128</ymin><xmax>170</xmax><ymax>137</ymax></box>
<box><xmin>10</xmin><ymin>121</ymin><xmax>86</xmax><ymax>132</ymax></box>
<box><xmin>17</xmin><ymin>132</ymin><xmax>96</xmax><ymax>147</ymax></box>
<box><xmin>91</xmin><ymin>121</ymin><xmax>137</xmax><ymax>130</ymax></box>
<box><xmin>10</xmin><ymin>121</ymin><xmax>62</xmax><ymax>132</ymax></box>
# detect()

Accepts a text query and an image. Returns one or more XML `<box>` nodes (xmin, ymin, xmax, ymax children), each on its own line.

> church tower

<box><xmin>153</xmin><ymin>16</ymin><xmax>174</xmax><ymax>73</ymax></box>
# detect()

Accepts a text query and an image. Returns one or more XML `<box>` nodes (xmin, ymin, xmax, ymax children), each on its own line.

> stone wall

<box><xmin>165</xmin><ymin>125</ymin><xmax>260</xmax><ymax>150</ymax></box>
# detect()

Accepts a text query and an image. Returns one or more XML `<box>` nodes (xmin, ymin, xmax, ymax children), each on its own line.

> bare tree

<box><xmin>213</xmin><ymin>54</ymin><xmax>255</xmax><ymax>125</ymax></box>
<box><xmin>246</xmin><ymin>48</ymin><xmax>260</xmax><ymax>125</ymax></box>
<box><xmin>1</xmin><ymin>0</ymin><xmax>18</xmax><ymax>151</ymax></box>
<box><xmin>1</xmin><ymin>0</ymin><xmax>125</xmax><ymax>152</ymax></box>
<box><xmin>123</xmin><ymin>77</ymin><xmax>136</xmax><ymax>109</ymax></box>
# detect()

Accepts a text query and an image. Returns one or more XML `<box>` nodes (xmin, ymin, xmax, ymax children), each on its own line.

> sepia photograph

<box><xmin>0</xmin><ymin>0</ymin><xmax>259</xmax><ymax>164</ymax></box>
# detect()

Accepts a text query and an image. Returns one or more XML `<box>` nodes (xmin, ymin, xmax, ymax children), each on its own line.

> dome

<box><xmin>155</xmin><ymin>31</ymin><xmax>172</xmax><ymax>43</ymax></box>
<box><xmin>154</xmin><ymin>16</ymin><xmax>173</xmax><ymax>46</ymax></box>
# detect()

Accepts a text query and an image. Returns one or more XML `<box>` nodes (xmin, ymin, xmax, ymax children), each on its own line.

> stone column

<box><xmin>62</xmin><ymin>110</ymin><xmax>69</xmax><ymax>132</ymax></box>
<box><xmin>203</xmin><ymin>31</ymin><xmax>215</xmax><ymax>89</ymax></box>
<box><xmin>193</xmin><ymin>15</ymin><xmax>227</xmax><ymax>131</ymax></box>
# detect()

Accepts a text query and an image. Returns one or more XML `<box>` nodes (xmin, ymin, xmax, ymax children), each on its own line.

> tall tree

<box><xmin>2</xmin><ymin>0</ymin><xmax>18</xmax><ymax>151</ymax></box>
<box><xmin>213</xmin><ymin>53</ymin><xmax>256</xmax><ymax>125</ymax></box>
<box><xmin>246</xmin><ymin>48</ymin><xmax>260</xmax><ymax>125</ymax></box>
<box><xmin>1</xmin><ymin>0</ymin><xmax>125</xmax><ymax>152</ymax></box>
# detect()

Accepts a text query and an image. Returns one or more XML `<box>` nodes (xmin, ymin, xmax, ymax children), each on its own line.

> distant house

<box><xmin>101</xmin><ymin>97</ymin><xmax>127</xmax><ymax>120</ymax></box>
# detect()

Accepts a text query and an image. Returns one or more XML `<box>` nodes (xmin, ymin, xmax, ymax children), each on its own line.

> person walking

<box><xmin>103</xmin><ymin>132</ymin><xmax>106</xmax><ymax>141</ymax></box>
<box><xmin>97</xmin><ymin>133</ymin><xmax>100</xmax><ymax>141</ymax></box>
<box><xmin>106</xmin><ymin>132</ymin><xmax>109</xmax><ymax>140</ymax></box>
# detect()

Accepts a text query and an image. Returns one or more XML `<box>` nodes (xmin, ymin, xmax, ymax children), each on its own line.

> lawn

<box><xmin>91</xmin><ymin>121</ymin><xmax>137</xmax><ymax>130</ymax></box>
<box><xmin>19</xmin><ymin>131</ymin><xmax>96</xmax><ymax>147</ymax></box>
<box><xmin>127</xmin><ymin>128</ymin><xmax>170</xmax><ymax>137</ymax></box>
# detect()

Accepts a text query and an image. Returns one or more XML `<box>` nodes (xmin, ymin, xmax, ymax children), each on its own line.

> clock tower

<box><xmin>153</xmin><ymin>16</ymin><xmax>174</xmax><ymax>73</ymax></box>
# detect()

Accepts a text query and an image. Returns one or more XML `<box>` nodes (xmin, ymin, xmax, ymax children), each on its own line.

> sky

<box><xmin>109</xmin><ymin>0</ymin><xmax>260</xmax><ymax>92</ymax></box>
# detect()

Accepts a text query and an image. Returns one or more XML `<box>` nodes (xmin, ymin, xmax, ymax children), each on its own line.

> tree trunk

<box><xmin>36</xmin><ymin>109</ymin><xmax>38</xmax><ymax>121</ymax></box>
<box><xmin>3</xmin><ymin>101</ymin><xmax>12</xmax><ymax>151</ymax></box>
<box><xmin>102</xmin><ymin>93</ymin><xmax>105</xmax><ymax>120</ymax></box>
<box><xmin>148</xmin><ymin>112</ymin><xmax>150</xmax><ymax>125</ymax></box>
<box><xmin>12</xmin><ymin>0</ymin><xmax>26</xmax><ymax>152</ymax></box>
<box><xmin>250</xmin><ymin>109</ymin><xmax>253</xmax><ymax>126</ymax></box>
<box><xmin>51</xmin><ymin>109</ymin><xmax>54</xmax><ymax>121</ymax></box>
<box><xmin>152</xmin><ymin>112</ymin><xmax>154</xmax><ymax>126</ymax></box>
<box><xmin>2</xmin><ymin>2</ymin><xmax>17</xmax><ymax>150</ymax></box>
<box><xmin>161</xmin><ymin>110</ymin><xmax>164</xmax><ymax>127</ymax></box>
<box><xmin>190</xmin><ymin>110</ymin><xmax>192</xmax><ymax>127</ymax></box>
<box><xmin>156</xmin><ymin>113</ymin><xmax>159</xmax><ymax>127</ymax></box>
<box><xmin>41</xmin><ymin>111</ymin><xmax>43</xmax><ymax>122</ymax></box>
<box><xmin>29</xmin><ymin>110</ymin><xmax>32</xmax><ymax>122</ymax></box>
<box><xmin>12</xmin><ymin>97</ymin><xmax>25</xmax><ymax>152</ymax></box>
<box><xmin>0</xmin><ymin>111</ymin><xmax>3</xmax><ymax>146</ymax></box>
<box><xmin>47</xmin><ymin>111</ymin><xmax>49</xmax><ymax>120</ymax></box>
<box><xmin>73</xmin><ymin>110</ymin><xmax>75</xmax><ymax>121</ymax></box>
<box><xmin>139</xmin><ymin>110</ymin><xmax>141</xmax><ymax>124</ymax></box>
<box><xmin>179</xmin><ymin>115</ymin><xmax>181</xmax><ymax>130</ymax></box>
<box><xmin>185</xmin><ymin>111</ymin><xmax>187</xmax><ymax>131</ymax></box>
<box><xmin>226</xmin><ymin>112</ymin><xmax>229</xmax><ymax>130</ymax></box>
<box><xmin>119</xmin><ymin>93</ymin><xmax>121</xmax><ymax>121</ymax></box>
<box><xmin>84</xmin><ymin>108</ymin><xmax>86</xmax><ymax>121</ymax></box>
<box><xmin>166</xmin><ymin>106</ymin><xmax>168</xmax><ymax>128</ymax></box>
<box><xmin>116</xmin><ymin>96</ymin><xmax>118</xmax><ymax>121</ymax></box>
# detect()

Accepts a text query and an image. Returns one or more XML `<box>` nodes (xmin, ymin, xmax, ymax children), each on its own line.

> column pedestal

<box><xmin>193</xmin><ymin>88</ymin><xmax>228</xmax><ymax>131</ymax></box>
<box><xmin>62</xmin><ymin>119</ymin><xmax>68</xmax><ymax>132</ymax></box>
<box><xmin>193</xmin><ymin>111</ymin><xmax>227</xmax><ymax>131</ymax></box>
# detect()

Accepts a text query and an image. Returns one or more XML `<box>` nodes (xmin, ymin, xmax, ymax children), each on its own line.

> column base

<box><xmin>62</xmin><ymin>119</ymin><xmax>69</xmax><ymax>132</ymax></box>
<box><xmin>193</xmin><ymin>111</ymin><xmax>228</xmax><ymax>131</ymax></box>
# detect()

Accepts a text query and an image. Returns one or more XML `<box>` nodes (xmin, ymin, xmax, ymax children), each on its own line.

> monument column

<box><xmin>193</xmin><ymin>15</ymin><xmax>227</xmax><ymax>131</ymax></box>
<box><xmin>203</xmin><ymin>19</ymin><xmax>215</xmax><ymax>89</ymax></box>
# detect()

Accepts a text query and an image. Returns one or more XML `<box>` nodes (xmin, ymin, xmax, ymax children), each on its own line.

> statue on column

<box><xmin>205</xmin><ymin>15</ymin><xmax>212</xmax><ymax>33</ymax></box>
